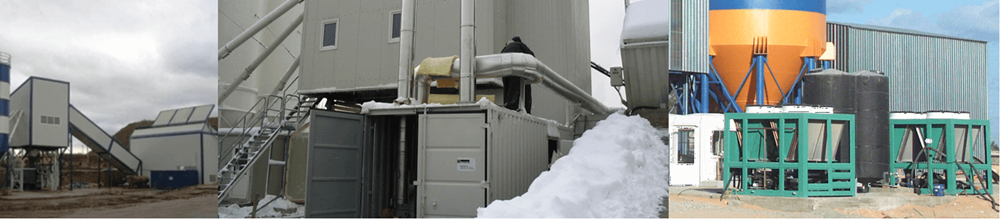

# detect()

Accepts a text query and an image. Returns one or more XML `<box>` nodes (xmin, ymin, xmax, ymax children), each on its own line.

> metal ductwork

<box><xmin>414</xmin><ymin>53</ymin><xmax>615</xmax><ymax>115</ymax></box>
<box><xmin>458</xmin><ymin>0</ymin><xmax>476</xmax><ymax>102</ymax></box>
<box><xmin>219</xmin><ymin>14</ymin><xmax>304</xmax><ymax>103</ymax></box>
<box><xmin>396</xmin><ymin>0</ymin><xmax>416</xmax><ymax>103</ymax></box>
<box><xmin>218</xmin><ymin>0</ymin><xmax>303</xmax><ymax>60</ymax></box>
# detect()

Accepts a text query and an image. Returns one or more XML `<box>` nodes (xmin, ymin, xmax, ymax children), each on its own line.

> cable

<box><xmin>614</xmin><ymin>86</ymin><xmax>627</xmax><ymax>106</ymax></box>
<box><xmin>590</xmin><ymin>61</ymin><xmax>612</xmax><ymax>77</ymax></box>
<box><xmin>964</xmin><ymin>162</ymin><xmax>998</xmax><ymax>211</ymax></box>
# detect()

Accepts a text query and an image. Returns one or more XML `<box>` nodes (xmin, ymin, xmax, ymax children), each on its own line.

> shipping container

<box><xmin>151</xmin><ymin>170</ymin><xmax>199</xmax><ymax>190</ymax></box>
<box><xmin>304</xmin><ymin>103</ymin><xmax>564</xmax><ymax>217</ymax></box>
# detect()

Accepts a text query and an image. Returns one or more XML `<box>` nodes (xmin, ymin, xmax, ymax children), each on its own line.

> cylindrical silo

<box><xmin>800</xmin><ymin>69</ymin><xmax>853</xmax><ymax>113</ymax></box>
<box><xmin>710</xmin><ymin>0</ymin><xmax>828</xmax><ymax>110</ymax></box>
<box><xmin>1</xmin><ymin>52</ymin><xmax>10</xmax><ymax>155</ymax></box>
<box><xmin>804</xmin><ymin>69</ymin><xmax>890</xmax><ymax>186</ymax></box>
<box><xmin>852</xmin><ymin>70</ymin><xmax>890</xmax><ymax>185</ymax></box>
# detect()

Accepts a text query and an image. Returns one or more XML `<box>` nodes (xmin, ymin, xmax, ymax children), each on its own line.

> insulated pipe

<box><xmin>458</xmin><ymin>0</ymin><xmax>476</xmax><ymax>102</ymax></box>
<box><xmin>219</xmin><ymin>0</ymin><xmax>303</xmax><ymax>60</ymax></box>
<box><xmin>270</xmin><ymin>56</ymin><xmax>301</xmax><ymax>96</ymax></box>
<box><xmin>397</xmin><ymin>117</ymin><xmax>407</xmax><ymax>205</ymax></box>
<box><xmin>414</xmin><ymin>53</ymin><xmax>614</xmax><ymax>114</ymax></box>
<box><xmin>220</xmin><ymin>14</ymin><xmax>304</xmax><ymax>103</ymax></box>
<box><xmin>396</xmin><ymin>0</ymin><xmax>416</xmax><ymax>103</ymax></box>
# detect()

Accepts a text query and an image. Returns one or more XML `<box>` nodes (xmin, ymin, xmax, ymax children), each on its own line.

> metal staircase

<box><xmin>217</xmin><ymin>94</ymin><xmax>315</xmax><ymax>203</ymax></box>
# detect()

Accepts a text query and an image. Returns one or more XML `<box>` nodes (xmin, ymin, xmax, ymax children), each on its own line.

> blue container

<box><xmin>932</xmin><ymin>184</ymin><xmax>945</xmax><ymax>196</ymax></box>
<box><xmin>150</xmin><ymin>170</ymin><xmax>198</xmax><ymax>189</ymax></box>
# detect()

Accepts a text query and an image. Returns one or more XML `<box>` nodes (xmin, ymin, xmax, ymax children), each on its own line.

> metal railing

<box><xmin>218</xmin><ymin>95</ymin><xmax>287</xmax><ymax>168</ymax></box>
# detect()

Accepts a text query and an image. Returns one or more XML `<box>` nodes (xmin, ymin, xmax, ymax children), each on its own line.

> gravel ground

<box><xmin>666</xmin><ymin>185</ymin><xmax>999</xmax><ymax>218</ymax></box>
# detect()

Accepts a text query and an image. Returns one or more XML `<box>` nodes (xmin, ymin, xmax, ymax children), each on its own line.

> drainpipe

<box><xmin>219</xmin><ymin>14</ymin><xmax>303</xmax><ymax>103</ymax></box>
<box><xmin>396</xmin><ymin>0</ymin><xmax>416</xmax><ymax>207</ymax></box>
<box><xmin>219</xmin><ymin>0</ymin><xmax>303</xmax><ymax>60</ymax></box>
<box><xmin>396</xmin><ymin>0</ymin><xmax>416</xmax><ymax>104</ymax></box>
<box><xmin>459</xmin><ymin>0</ymin><xmax>476</xmax><ymax>102</ymax></box>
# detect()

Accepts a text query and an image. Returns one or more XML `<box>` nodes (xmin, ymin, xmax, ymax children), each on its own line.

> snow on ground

<box><xmin>477</xmin><ymin>113</ymin><xmax>670</xmax><ymax>218</ymax></box>
<box><xmin>218</xmin><ymin>195</ymin><xmax>304</xmax><ymax>218</ymax></box>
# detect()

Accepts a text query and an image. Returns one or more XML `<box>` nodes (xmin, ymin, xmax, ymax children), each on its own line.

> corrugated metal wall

<box><xmin>827</xmin><ymin>22</ymin><xmax>989</xmax><ymax>120</ymax></box>
<box><xmin>487</xmin><ymin>108</ymin><xmax>549</xmax><ymax>202</ymax></box>
<box><xmin>670</xmin><ymin>0</ymin><xmax>709</xmax><ymax>73</ymax></box>
<box><xmin>622</xmin><ymin>43</ymin><xmax>672</xmax><ymax>109</ymax></box>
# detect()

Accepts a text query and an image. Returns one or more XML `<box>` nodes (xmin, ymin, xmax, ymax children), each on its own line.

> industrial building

<box><xmin>657</xmin><ymin>0</ymin><xmax>993</xmax><ymax>200</ymax></box>
<box><xmin>218</xmin><ymin>0</ymin><xmax>606</xmax><ymax>217</ymax></box>
<box><xmin>130</xmin><ymin>105</ymin><xmax>218</xmax><ymax>185</ymax></box>
<box><xmin>1</xmin><ymin>74</ymin><xmax>218</xmax><ymax>192</ymax></box>
<box><xmin>217</xmin><ymin>0</ymin><xmax>996</xmax><ymax>216</ymax></box>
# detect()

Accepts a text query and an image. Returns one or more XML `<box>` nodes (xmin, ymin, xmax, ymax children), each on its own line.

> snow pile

<box><xmin>477</xmin><ymin>113</ymin><xmax>670</xmax><ymax>218</ymax></box>
<box><xmin>621</xmin><ymin>0</ymin><xmax>671</xmax><ymax>42</ymax></box>
<box><xmin>219</xmin><ymin>195</ymin><xmax>305</xmax><ymax>218</ymax></box>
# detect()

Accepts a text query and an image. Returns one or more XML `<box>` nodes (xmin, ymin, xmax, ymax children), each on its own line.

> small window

<box><xmin>678</xmin><ymin>129</ymin><xmax>695</xmax><ymax>164</ymax></box>
<box><xmin>712</xmin><ymin>130</ymin><xmax>724</xmax><ymax>156</ymax></box>
<box><xmin>389</xmin><ymin>11</ymin><xmax>401</xmax><ymax>42</ymax></box>
<box><xmin>321</xmin><ymin>19</ymin><xmax>338</xmax><ymax>50</ymax></box>
<box><xmin>41</xmin><ymin>116</ymin><xmax>60</xmax><ymax>125</ymax></box>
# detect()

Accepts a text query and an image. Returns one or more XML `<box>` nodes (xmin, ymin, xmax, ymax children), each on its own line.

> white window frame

<box><xmin>320</xmin><ymin>18</ymin><xmax>339</xmax><ymax>51</ymax></box>
<box><xmin>388</xmin><ymin>10</ymin><xmax>401</xmax><ymax>43</ymax></box>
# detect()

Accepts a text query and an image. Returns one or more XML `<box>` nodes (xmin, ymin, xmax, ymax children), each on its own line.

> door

<box><xmin>305</xmin><ymin>110</ymin><xmax>365</xmax><ymax>217</ymax></box>
<box><xmin>671</xmin><ymin>128</ymin><xmax>700</xmax><ymax>186</ymax></box>
<box><xmin>417</xmin><ymin>113</ymin><xmax>487</xmax><ymax>217</ymax></box>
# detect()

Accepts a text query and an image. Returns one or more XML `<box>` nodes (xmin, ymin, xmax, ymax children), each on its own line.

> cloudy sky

<box><xmin>589</xmin><ymin>0</ymin><xmax>999</xmax><ymax>139</ymax></box>
<box><xmin>0</xmin><ymin>0</ymin><xmax>217</xmax><ymax>152</ymax></box>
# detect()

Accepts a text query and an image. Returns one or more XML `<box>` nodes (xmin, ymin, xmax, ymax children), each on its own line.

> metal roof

<box><xmin>826</xmin><ymin>21</ymin><xmax>988</xmax><ymax>43</ymax></box>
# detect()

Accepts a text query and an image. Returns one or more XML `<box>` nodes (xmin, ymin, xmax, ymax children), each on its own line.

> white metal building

<box><xmin>297</xmin><ymin>0</ymin><xmax>592</xmax><ymax>124</ymax></box>
<box><xmin>130</xmin><ymin>105</ymin><xmax>218</xmax><ymax>184</ymax></box>
<box><xmin>9</xmin><ymin>77</ymin><xmax>69</xmax><ymax>149</ymax></box>
<box><xmin>667</xmin><ymin>113</ymin><xmax>725</xmax><ymax>186</ymax></box>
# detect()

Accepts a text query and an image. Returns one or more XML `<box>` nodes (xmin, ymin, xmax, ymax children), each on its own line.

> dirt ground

<box><xmin>834</xmin><ymin>195</ymin><xmax>1000</xmax><ymax>218</ymax></box>
<box><xmin>669</xmin><ymin>192</ymin><xmax>1000</xmax><ymax>218</ymax></box>
<box><xmin>0</xmin><ymin>184</ymin><xmax>217</xmax><ymax>218</ymax></box>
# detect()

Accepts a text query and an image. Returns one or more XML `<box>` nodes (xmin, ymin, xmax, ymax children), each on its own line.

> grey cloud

<box><xmin>0</xmin><ymin>0</ymin><xmax>216</xmax><ymax>135</ymax></box>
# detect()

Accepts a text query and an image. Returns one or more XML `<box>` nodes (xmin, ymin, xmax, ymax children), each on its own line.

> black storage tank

<box><xmin>802</xmin><ymin>69</ymin><xmax>890</xmax><ymax>187</ymax></box>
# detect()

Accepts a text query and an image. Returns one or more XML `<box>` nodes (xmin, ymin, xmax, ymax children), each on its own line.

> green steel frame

<box><xmin>723</xmin><ymin>113</ymin><xmax>856</xmax><ymax>197</ymax></box>
<box><xmin>888</xmin><ymin>118</ymin><xmax>993</xmax><ymax>196</ymax></box>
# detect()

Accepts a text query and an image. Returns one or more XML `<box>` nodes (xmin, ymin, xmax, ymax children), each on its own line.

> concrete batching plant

<box><xmin>638</xmin><ymin>0</ymin><xmax>991</xmax><ymax>198</ymax></box>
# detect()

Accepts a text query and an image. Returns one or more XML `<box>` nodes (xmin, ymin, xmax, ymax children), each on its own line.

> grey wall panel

<box><xmin>487</xmin><ymin>108</ymin><xmax>549</xmax><ymax>202</ymax></box>
<box><xmin>9</xmin><ymin>80</ymin><xmax>30</xmax><ymax>147</ymax></box>
<box><xmin>30</xmin><ymin>79</ymin><xmax>69</xmax><ymax>147</ymax></box>
<box><xmin>417</xmin><ymin>113</ymin><xmax>486</xmax><ymax>218</ymax></box>
<box><xmin>622</xmin><ymin>43</ymin><xmax>672</xmax><ymax>109</ymax></box>
<box><xmin>497</xmin><ymin>0</ymin><xmax>591</xmax><ymax>122</ymax></box>
<box><xmin>300</xmin><ymin>0</ymin><xmax>589</xmax><ymax>124</ymax></box>
<box><xmin>671</xmin><ymin>0</ymin><xmax>709</xmax><ymax>73</ymax></box>
<box><xmin>305</xmin><ymin>110</ymin><xmax>365</xmax><ymax>217</ymax></box>
<box><xmin>827</xmin><ymin>22</ymin><xmax>988</xmax><ymax>120</ymax></box>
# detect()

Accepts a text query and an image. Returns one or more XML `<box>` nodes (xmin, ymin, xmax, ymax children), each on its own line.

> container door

<box><xmin>670</xmin><ymin>128</ymin><xmax>700</xmax><ymax>186</ymax></box>
<box><xmin>417</xmin><ymin>113</ymin><xmax>487</xmax><ymax>217</ymax></box>
<box><xmin>305</xmin><ymin>110</ymin><xmax>365</xmax><ymax>217</ymax></box>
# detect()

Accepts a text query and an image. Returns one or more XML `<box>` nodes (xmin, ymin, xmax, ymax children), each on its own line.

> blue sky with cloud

<box><xmin>827</xmin><ymin>0</ymin><xmax>999</xmax><ymax>141</ymax></box>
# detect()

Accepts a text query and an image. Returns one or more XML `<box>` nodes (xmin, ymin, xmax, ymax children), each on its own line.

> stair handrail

<box><xmin>217</xmin><ymin>120</ymin><xmax>287</xmax><ymax>202</ymax></box>
<box><xmin>218</xmin><ymin>95</ymin><xmax>286</xmax><ymax>168</ymax></box>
